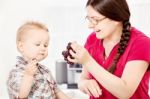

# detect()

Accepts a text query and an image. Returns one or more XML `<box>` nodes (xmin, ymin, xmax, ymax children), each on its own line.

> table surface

<box><xmin>59</xmin><ymin>84</ymin><xmax>89</xmax><ymax>99</ymax></box>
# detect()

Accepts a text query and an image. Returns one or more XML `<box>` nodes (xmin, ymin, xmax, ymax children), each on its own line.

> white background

<box><xmin>0</xmin><ymin>0</ymin><xmax>150</xmax><ymax>98</ymax></box>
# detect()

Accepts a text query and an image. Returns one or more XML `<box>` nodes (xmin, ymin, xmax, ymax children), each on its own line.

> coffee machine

<box><xmin>67</xmin><ymin>63</ymin><xmax>82</xmax><ymax>89</ymax></box>
<box><xmin>55</xmin><ymin>59</ymin><xmax>82</xmax><ymax>89</ymax></box>
<box><xmin>55</xmin><ymin>59</ymin><xmax>68</xmax><ymax>84</ymax></box>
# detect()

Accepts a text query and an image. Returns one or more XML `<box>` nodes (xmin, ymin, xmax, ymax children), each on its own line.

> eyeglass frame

<box><xmin>85</xmin><ymin>16</ymin><xmax>106</xmax><ymax>25</ymax></box>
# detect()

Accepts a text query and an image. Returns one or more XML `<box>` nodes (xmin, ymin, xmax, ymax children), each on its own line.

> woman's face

<box><xmin>86</xmin><ymin>6</ymin><xmax>122</xmax><ymax>40</ymax></box>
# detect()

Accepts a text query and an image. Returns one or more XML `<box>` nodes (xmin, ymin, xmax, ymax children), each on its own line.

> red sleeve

<box><xmin>127</xmin><ymin>36</ymin><xmax>150</xmax><ymax>62</ymax></box>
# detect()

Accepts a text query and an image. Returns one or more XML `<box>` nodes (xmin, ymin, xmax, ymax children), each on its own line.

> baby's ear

<box><xmin>17</xmin><ymin>41</ymin><xmax>23</xmax><ymax>52</ymax></box>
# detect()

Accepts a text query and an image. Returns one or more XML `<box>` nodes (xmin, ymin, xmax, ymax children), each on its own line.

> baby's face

<box><xmin>18</xmin><ymin>29</ymin><xmax>49</xmax><ymax>62</ymax></box>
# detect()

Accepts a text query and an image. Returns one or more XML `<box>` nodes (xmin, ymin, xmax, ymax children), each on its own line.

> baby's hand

<box><xmin>24</xmin><ymin>58</ymin><xmax>38</xmax><ymax>76</ymax></box>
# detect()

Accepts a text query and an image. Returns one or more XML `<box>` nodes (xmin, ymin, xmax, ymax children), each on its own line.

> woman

<box><xmin>67</xmin><ymin>0</ymin><xmax>150</xmax><ymax>99</ymax></box>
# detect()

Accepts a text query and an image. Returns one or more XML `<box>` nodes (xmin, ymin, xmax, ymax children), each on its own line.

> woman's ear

<box><xmin>114</xmin><ymin>21</ymin><xmax>121</xmax><ymax>26</ymax></box>
<box><xmin>17</xmin><ymin>41</ymin><xmax>23</xmax><ymax>52</ymax></box>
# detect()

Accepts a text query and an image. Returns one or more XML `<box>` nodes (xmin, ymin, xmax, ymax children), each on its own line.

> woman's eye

<box><xmin>35</xmin><ymin>44</ymin><xmax>40</xmax><ymax>46</ymax></box>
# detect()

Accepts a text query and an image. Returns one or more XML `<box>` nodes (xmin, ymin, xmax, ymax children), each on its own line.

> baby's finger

<box><xmin>32</xmin><ymin>58</ymin><xmax>37</xmax><ymax>61</ymax></box>
<box><xmin>31</xmin><ymin>58</ymin><xmax>38</xmax><ymax>64</ymax></box>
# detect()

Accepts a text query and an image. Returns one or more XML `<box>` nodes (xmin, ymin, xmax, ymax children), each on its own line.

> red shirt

<box><xmin>84</xmin><ymin>27</ymin><xmax>150</xmax><ymax>99</ymax></box>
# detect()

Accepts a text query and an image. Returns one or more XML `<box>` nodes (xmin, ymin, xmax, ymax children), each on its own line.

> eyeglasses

<box><xmin>85</xmin><ymin>16</ymin><xmax>106</xmax><ymax>25</ymax></box>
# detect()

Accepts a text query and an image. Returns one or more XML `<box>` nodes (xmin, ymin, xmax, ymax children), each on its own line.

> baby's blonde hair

<box><xmin>16</xmin><ymin>21</ymin><xmax>49</xmax><ymax>51</ymax></box>
<box><xmin>16</xmin><ymin>21</ymin><xmax>49</xmax><ymax>43</ymax></box>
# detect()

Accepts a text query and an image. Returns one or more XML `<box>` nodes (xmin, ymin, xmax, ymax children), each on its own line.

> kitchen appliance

<box><xmin>56</xmin><ymin>59</ymin><xmax>67</xmax><ymax>84</ymax></box>
<box><xmin>55</xmin><ymin>59</ymin><xmax>82</xmax><ymax>89</ymax></box>
<box><xmin>67</xmin><ymin>63</ymin><xmax>82</xmax><ymax>89</ymax></box>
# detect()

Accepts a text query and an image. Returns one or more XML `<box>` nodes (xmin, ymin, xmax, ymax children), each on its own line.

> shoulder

<box><xmin>8</xmin><ymin>64</ymin><xmax>24</xmax><ymax>76</ymax></box>
<box><xmin>130</xmin><ymin>27</ymin><xmax>150</xmax><ymax>46</ymax></box>
<box><xmin>7</xmin><ymin>65</ymin><xmax>24</xmax><ymax>88</ymax></box>
<box><xmin>126</xmin><ymin>27</ymin><xmax>150</xmax><ymax>61</ymax></box>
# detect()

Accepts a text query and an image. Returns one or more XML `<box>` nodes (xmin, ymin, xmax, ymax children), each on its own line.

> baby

<box><xmin>7</xmin><ymin>21</ymin><xmax>70</xmax><ymax>99</ymax></box>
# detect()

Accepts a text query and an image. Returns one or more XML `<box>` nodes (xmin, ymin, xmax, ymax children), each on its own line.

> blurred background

<box><xmin>0</xmin><ymin>0</ymin><xmax>150</xmax><ymax>98</ymax></box>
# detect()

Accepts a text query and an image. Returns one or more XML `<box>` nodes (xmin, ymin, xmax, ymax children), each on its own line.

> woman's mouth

<box><xmin>95</xmin><ymin>30</ymin><xmax>101</xmax><ymax>33</ymax></box>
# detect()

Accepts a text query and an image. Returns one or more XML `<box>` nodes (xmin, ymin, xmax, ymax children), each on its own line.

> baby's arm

<box><xmin>18</xmin><ymin>74</ymin><xmax>34</xmax><ymax>98</ymax></box>
<box><xmin>7</xmin><ymin>61</ymin><xmax>37</xmax><ymax>99</ymax></box>
<box><xmin>46</xmin><ymin>69</ymin><xmax>71</xmax><ymax>99</ymax></box>
<box><xmin>18</xmin><ymin>59</ymin><xmax>38</xmax><ymax>98</ymax></box>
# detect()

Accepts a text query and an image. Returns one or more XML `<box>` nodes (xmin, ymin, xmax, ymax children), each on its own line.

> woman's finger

<box><xmin>89</xmin><ymin>86</ymin><xmax>100</xmax><ymax>98</ymax></box>
<box><xmin>95</xmin><ymin>86</ymin><xmax>102</xmax><ymax>96</ymax></box>
<box><xmin>83</xmin><ymin>87</ymin><xmax>92</xmax><ymax>96</ymax></box>
<box><xmin>81</xmin><ymin>86</ymin><xmax>93</xmax><ymax>96</ymax></box>
<box><xmin>69</xmin><ymin>49</ymin><xmax>77</xmax><ymax>58</ymax></box>
<box><xmin>67</xmin><ymin>56</ymin><xmax>77</xmax><ymax>63</ymax></box>
<box><xmin>93</xmin><ymin>80</ymin><xmax>102</xmax><ymax>96</ymax></box>
<box><xmin>71</xmin><ymin>42</ymin><xmax>79</xmax><ymax>51</ymax></box>
<box><xmin>88</xmin><ymin>80</ymin><xmax>102</xmax><ymax>97</ymax></box>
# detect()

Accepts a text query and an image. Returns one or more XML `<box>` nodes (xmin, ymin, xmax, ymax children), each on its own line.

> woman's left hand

<box><xmin>67</xmin><ymin>42</ymin><xmax>92</xmax><ymax>65</ymax></box>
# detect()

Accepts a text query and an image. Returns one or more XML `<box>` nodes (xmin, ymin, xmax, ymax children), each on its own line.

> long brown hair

<box><xmin>86</xmin><ymin>0</ymin><xmax>131</xmax><ymax>73</ymax></box>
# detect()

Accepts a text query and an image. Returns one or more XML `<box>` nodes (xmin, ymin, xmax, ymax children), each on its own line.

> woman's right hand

<box><xmin>78</xmin><ymin>79</ymin><xmax>102</xmax><ymax>98</ymax></box>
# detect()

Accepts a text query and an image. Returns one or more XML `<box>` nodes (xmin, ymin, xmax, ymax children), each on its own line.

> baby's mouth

<box><xmin>40</xmin><ymin>53</ymin><xmax>45</xmax><ymax>56</ymax></box>
<box><xmin>37</xmin><ymin>53</ymin><xmax>45</xmax><ymax>57</ymax></box>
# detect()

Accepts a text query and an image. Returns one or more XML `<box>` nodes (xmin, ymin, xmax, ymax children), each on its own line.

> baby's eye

<box><xmin>35</xmin><ymin>44</ymin><xmax>40</xmax><ymax>46</ymax></box>
<box><xmin>44</xmin><ymin>44</ymin><xmax>48</xmax><ymax>47</ymax></box>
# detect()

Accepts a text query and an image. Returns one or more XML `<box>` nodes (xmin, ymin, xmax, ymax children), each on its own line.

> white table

<box><xmin>59</xmin><ymin>84</ymin><xmax>89</xmax><ymax>99</ymax></box>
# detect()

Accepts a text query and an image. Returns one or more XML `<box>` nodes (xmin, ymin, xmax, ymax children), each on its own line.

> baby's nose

<box><xmin>40</xmin><ymin>45</ymin><xmax>47</xmax><ymax>50</ymax></box>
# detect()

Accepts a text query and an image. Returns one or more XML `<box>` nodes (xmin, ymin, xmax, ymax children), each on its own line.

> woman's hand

<box><xmin>78</xmin><ymin>79</ymin><xmax>102</xmax><ymax>98</ymax></box>
<box><xmin>67</xmin><ymin>42</ymin><xmax>92</xmax><ymax>65</ymax></box>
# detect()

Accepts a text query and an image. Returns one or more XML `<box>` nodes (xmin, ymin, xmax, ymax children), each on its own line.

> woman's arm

<box><xmin>68</xmin><ymin>42</ymin><xmax>149</xmax><ymax>98</ymax></box>
<box><xmin>78</xmin><ymin>66</ymin><xmax>102</xmax><ymax>97</ymax></box>
<box><xmin>84</xmin><ymin>57</ymin><xmax>149</xmax><ymax>98</ymax></box>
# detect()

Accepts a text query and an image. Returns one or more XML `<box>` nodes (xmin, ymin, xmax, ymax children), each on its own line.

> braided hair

<box><xmin>108</xmin><ymin>20</ymin><xmax>131</xmax><ymax>73</ymax></box>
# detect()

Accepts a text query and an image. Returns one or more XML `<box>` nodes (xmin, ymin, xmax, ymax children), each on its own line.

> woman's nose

<box><xmin>88</xmin><ymin>23</ymin><xmax>95</xmax><ymax>29</ymax></box>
